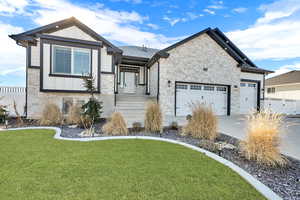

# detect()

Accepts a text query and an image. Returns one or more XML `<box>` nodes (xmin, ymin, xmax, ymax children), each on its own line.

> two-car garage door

<box><xmin>176</xmin><ymin>82</ymin><xmax>228</xmax><ymax>116</ymax></box>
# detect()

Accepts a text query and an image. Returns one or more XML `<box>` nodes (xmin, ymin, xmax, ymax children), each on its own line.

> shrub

<box><xmin>144</xmin><ymin>101</ymin><xmax>162</xmax><ymax>133</ymax></box>
<box><xmin>66</xmin><ymin>104</ymin><xmax>82</xmax><ymax>125</ymax></box>
<box><xmin>240</xmin><ymin>110</ymin><xmax>287</xmax><ymax>167</ymax></box>
<box><xmin>102</xmin><ymin>112</ymin><xmax>128</xmax><ymax>136</ymax></box>
<box><xmin>0</xmin><ymin>104</ymin><xmax>8</xmax><ymax>123</ymax></box>
<box><xmin>169</xmin><ymin>121</ymin><xmax>179</xmax><ymax>130</ymax></box>
<box><xmin>182</xmin><ymin>104</ymin><xmax>218</xmax><ymax>141</ymax></box>
<box><xmin>40</xmin><ymin>103</ymin><xmax>63</xmax><ymax>126</ymax></box>
<box><xmin>131</xmin><ymin>122</ymin><xmax>142</xmax><ymax>132</ymax></box>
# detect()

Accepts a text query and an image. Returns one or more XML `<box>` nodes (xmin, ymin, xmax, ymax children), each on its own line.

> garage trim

<box><xmin>175</xmin><ymin>81</ymin><xmax>231</xmax><ymax>116</ymax></box>
<box><xmin>240</xmin><ymin>79</ymin><xmax>261</xmax><ymax>111</ymax></box>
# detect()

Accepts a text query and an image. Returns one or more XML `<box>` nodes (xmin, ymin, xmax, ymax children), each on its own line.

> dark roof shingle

<box><xmin>118</xmin><ymin>46</ymin><xmax>159</xmax><ymax>59</ymax></box>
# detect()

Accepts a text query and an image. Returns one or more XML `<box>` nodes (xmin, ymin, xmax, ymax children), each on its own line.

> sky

<box><xmin>1</xmin><ymin>0</ymin><xmax>300</xmax><ymax>86</ymax></box>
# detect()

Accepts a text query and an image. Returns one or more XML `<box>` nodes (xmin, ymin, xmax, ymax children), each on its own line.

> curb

<box><xmin>2</xmin><ymin>127</ymin><xmax>282</xmax><ymax>200</ymax></box>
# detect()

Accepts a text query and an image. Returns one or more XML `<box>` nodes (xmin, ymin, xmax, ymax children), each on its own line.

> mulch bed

<box><xmin>2</xmin><ymin>120</ymin><xmax>300</xmax><ymax>200</ymax></box>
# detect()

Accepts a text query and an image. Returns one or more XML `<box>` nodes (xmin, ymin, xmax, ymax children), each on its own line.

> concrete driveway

<box><xmin>218</xmin><ymin>115</ymin><xmax>300</xmax><ymax>160</ymax></box>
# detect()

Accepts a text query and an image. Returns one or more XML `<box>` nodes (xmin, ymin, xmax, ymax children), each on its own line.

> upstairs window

<box><xmin>52</xmin><ymin>45</ymin><xmax>91</xmax><ymax>76</ymax></box>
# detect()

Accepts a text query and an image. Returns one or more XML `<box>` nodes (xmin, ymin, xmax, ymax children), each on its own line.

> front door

<box><xmin>123</xmin><ymin>72</ymin><xmax>136</xmax><ymax>93</ymax></box>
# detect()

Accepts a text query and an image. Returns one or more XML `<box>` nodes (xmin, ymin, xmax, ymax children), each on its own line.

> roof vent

<box><xmin>142</xmin><ymin>44</ymin><xmax>147</xmax><ymax>52</ymax></box>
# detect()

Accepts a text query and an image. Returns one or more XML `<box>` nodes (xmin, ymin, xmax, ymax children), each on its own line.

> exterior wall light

<box><xmin>168</xmin><ymin>80</ymin><xmax>171</xmax><ymax>87</ymax></box>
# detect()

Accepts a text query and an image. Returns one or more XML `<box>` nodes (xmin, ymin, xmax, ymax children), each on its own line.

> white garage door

<box><xmin>176</xmin><ymin>83</ymin><xmax>228</xmax><ymax>116</ymax></box>
<box><xmin>240</xmin><ymin>82</ymin><xmax>258</xmax><ymax>114</ymax></box>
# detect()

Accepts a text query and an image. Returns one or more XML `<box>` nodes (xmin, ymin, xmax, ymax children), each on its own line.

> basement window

<box><xmin>62</xmin><ymin>98</ymin><xmax>73</xmax><ymax>114</ymax></box>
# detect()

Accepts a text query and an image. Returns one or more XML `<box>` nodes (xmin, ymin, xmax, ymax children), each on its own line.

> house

<box><xmin>9</xmin><ymin>17</ymin><xmax>272</xmax><ymax>125</ymax></box>
<box><xmin>265</xmin><ymin>71</ymin><xmax>300</xmax><ymax>100</ymax></box>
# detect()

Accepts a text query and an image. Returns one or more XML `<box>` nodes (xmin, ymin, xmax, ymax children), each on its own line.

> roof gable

<box><xmin>266</xmin><ymin>70</ymin><xmax>300</xmax><ymax>86</ymax></box>
<box><xmin>147</xmin><ymin>28</ymin><xmax>272</xmax><ymax>74</ymax></box>
<box><xmin>9</xmin><ymin>17</ymin><xmax>122</xmax><ymax>53</ymax></box>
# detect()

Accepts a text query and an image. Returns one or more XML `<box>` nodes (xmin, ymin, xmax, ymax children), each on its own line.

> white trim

<box><xmin>1</xmin><ymin>127</ymin><xmax>281</xmax><ymax>200</ymax></box>
<box><xmin>266</xmin><ymin>82</ymin><xmax>300</xmax><ymax>87</ymax></box>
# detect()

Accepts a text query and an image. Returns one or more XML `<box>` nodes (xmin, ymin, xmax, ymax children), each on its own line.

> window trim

<box><xmin>50</xmin><ymin>44</ymin><xmax>93</xmax><ymax>78</ymax></box>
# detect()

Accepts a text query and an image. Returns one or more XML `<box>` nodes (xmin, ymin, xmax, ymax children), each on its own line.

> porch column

<box><xmin>146</xmin><ymin>67</ymin><xmax>150</xmax><ymax>95</ymax></box>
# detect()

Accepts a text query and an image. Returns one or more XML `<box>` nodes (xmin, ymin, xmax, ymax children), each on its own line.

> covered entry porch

<box><xmin>115</xmin><ymin>56</ymin><xmax>150</xmax><ymax>95</ymax></box>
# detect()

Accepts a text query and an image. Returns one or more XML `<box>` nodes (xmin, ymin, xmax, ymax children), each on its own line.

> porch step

<box><xmin>115</xmin><ymin>94</ymin><xmax>155</xmax><ymax>127</ymax></box>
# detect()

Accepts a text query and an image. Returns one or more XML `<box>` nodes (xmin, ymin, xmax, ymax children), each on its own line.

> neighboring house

<box><xmin>265</xmin><ymin>71</ymin><xmax>300</xmax><ymax>100</ymax></box>
<box><xmin>10</xmin><ymin>17</ymin><xmax>272</xmax><ymax>124</ymax></box>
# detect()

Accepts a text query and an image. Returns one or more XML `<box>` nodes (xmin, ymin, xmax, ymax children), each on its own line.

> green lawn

<box><xmin>0</xmin><ymin>129</ymin><xmax>265</xmax><ymax>200</ymax></box>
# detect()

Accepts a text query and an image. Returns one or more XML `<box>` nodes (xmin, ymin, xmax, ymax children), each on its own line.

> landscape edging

<box><xmin>2</xmin><ymin>126</ymin><xmax>282</xmax><ymax>200</ymax></box>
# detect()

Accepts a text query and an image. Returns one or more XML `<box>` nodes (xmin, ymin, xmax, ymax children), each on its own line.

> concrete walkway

<box><xmin>218</xmin><ymin>115</ymin><xmax>300</xmax><ymax>160</ymax></box>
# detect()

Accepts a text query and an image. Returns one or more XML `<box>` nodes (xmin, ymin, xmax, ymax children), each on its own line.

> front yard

<box><xmin>0</xmin><ymin>129</ymin><xmax>265</xmax><ymax>200</ymax></box>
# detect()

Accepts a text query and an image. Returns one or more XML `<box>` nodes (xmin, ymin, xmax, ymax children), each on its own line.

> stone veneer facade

<box><xmin>27</xmin><ymin>68</ymin><xmax>115</xmax><ymax>119</ymax></box>
<box><xmin>156</xmin><ymin>33</ymin><xmax>263</xmax><ymax>120</ymax></box>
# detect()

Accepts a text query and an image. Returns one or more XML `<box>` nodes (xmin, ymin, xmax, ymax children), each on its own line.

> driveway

<box><xmin>218</xmin><ymin>115</ymin><xmax>300</xmax><ymax>160</ymax></box>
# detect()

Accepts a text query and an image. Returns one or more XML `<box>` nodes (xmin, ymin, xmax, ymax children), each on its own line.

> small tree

<box><xmin>0</xmin><ymin>104</ymin><xmax>8</xmax><ymax>123</ymax></box>
<box><xmin>81</xmin><ymin>75</ymin><xmax>102</xmax><ymax>135</ymax></box>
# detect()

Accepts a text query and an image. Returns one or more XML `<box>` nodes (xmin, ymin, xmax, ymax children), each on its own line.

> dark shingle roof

<box><xmin>266</xmin><ymin>71</ymin><xmax>300</xmax><ymax>86</ymax></box>
<box><xmin>119</xmin><ymin>46</ymin><xmax>159</xmax><ymax>59</ymax></box>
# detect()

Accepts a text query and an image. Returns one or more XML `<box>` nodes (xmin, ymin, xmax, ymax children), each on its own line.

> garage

<box><xmin>239</xmin><ymin>80</ymin><xmax>259</xmax><ymax>114</ymax></box>
<box><xmin>175</xmin><ymin>82</ymin><xmax>229</xmax><ymax>116</ymax></box>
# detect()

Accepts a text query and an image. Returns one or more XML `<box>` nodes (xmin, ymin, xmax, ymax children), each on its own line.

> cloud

<box><xmin>186</xmin><ymin>12</ymin><xmax>204</xmax><ymax>20</ymax></box>
<box><xmin>110</xmin><ymin>0</ymin><xmax>142</xmax><ymax>4</ymax></box>
<box><xmin>207</xmin><ymin>5</ymin><xmax>224</xmax><ymax>10</ymax></box>
<box><xmin>258</xmin><ymin>0</ymin><xmax>300</xmax><ymax>24</ymax></box>
<box><xmin>0</xmin><ymin>22</ymin><xmax>25</xmax><ymax>84</ymax></box>
<box><xmin>232</xmin><ymin>7</ymin><xmax>247</xmax><ymax>13</ymax></box>
<box><xmin>0</xmin><ymin>0</ymin><xmax>28</xmax><ymax>15</ymax></box>
<box><xmin>227</xmin><ymin>0</ymin><xmax>300</xmax><ymax>61</ymax></box>
<box><xmin>147</xmin><ymin>23</ymin><xmax>159</xmax><ymax>30</ymax></box>
<box><xmin>266</xmin><ymin>63</ymin><xmax>300</xmax><ymax>78</ymax></box>
<box><xmin>203</xmin><ymin>9</ymin><xmax>215</xmax><ymax>15</ymax></box>
<box><xmin>163</xmin><ymin>16</ymin><xmax>181</xmax><ymax>26</ymax></box>
<box><xmin>23</xmin><ymin>0</ymin><xmax>183</xmax><ymax>48</ymax></box>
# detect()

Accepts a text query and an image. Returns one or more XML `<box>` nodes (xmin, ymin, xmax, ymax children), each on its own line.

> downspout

<box><xmin>157</xmin><ymin>60</ymin><xmax>160</xmax><ymax>102</ymax></box>
<box><xmin>25</xmin><ymin>45</ymin><xmax>29</xmax><ymax>118</ymax></box>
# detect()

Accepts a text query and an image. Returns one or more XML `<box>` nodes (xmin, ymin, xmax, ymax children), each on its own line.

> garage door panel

<box><xmin>176</xmin><ymin>83</ymin><xmax>228</xmax><ymax>116</ymax></box>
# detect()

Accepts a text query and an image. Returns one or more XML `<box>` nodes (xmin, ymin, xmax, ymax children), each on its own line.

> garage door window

<box><xmin>217</xmin><ymin>87</ymin><xmax>226</xmax><ymax>91</ymax></box>
<box><xmin>190</xmin><ymin>85</ymin><xmax>202</xmax><ymax>90</ymax></box>
<box><xmin>176</xmin><ymin>84</ymin><xmax>188</xmax><ymax>89</ymax></box>
<box><xmin>248</xmin><ymin>83</ymin><xmax>256</xmax><ymax>87</ymax></box>
<box><xmin>240</xmin><ymin>83</ymin><xmax>246</xmax><ymax>87</ymax></box>
<box><xmin>204</xmin><ymin>86</ymin><xmax>214</xmax><ymax>91</ymax></box>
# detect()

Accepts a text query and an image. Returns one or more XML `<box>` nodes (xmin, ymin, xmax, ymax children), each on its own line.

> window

<box><xmin>204</xmin><ymin>86</ymin><xmax>214</xmax><ymax>91</ymax></box>
<box><xmin>248</xmin><ymin>83</ymin><xmax>256</xmax><ymax>88</ymax></box>
<box><xmin>176</xmin><ymin>84</ymin><xmax>188</xmax><ymax>89</ymax></box>
<box><xmin>217</xmin><ymin>87</ymin><xmax>226</xmax><ymax>91</ymax></box>
<box><xmin>190</xmin><ymin>85</ymin><xmax>202</xmax><ymax>90</ymax></box>
<box><xmin>52</xmin><ymin>45</ymin><xmax>91</xmax><ymax>76</ymax></box>
<box><xmin>62</xmin><ymin>98</ymin><xmax>73</xmax><ymax>114</ymax></box>
<box><xmin>240</xmin><ymin>83</ymin><xmax>246</xmax><ymax>87</ymax></box>
<box><xmin>267</xmin><ymin>87</ymin><xmax>275</xmax><ymax>93</ymax></box>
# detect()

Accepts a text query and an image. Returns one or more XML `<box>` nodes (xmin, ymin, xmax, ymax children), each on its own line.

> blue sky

<box><xmin>1</xmin><ymin>0</ymin><xmax>300</xmax><ymax>86</ymax></box>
